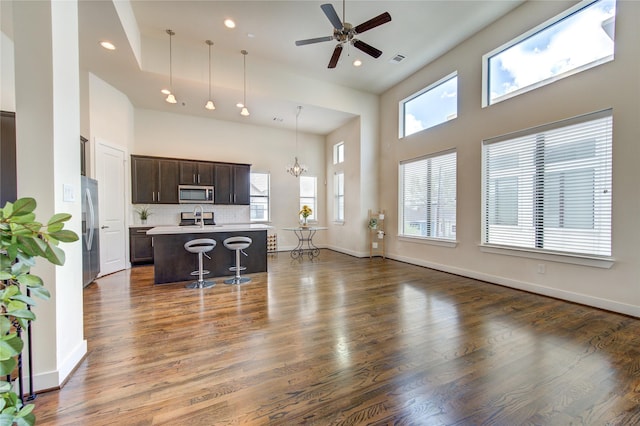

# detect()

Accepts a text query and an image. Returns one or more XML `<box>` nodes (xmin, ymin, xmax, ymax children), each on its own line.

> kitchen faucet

<box><xmin>193</xmin><ymin>205</ymin><xmax>204</xmax><ymax>228</ymax></box>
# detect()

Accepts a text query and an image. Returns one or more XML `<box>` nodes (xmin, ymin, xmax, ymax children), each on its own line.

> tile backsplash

<box><xmin>131</xmin><ymin>204</ymin><xmax>250</xmax><ymax>226</ymax></box>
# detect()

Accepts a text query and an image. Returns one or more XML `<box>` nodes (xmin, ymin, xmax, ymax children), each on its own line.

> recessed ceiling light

<box><xmin>100</xmin><ymin>41</ymin><xmax>116</xmax><ymax>50</ymax></box>
<box><xmin>224</xmin><ymin>19</ymin><xmax>236</xmax><ymax>29</ymax></box>
<box><xmin>247</xmin><ymin>33</ymin><xmax>255</xmax><ymax>38</ymax></box>
<box><xmin>161</xmin><ymin>88</ymin><xmax>171</xmax><ymax>95</ymax></box>
<box><xmin>236</xmin><ymin>102</ymin><xmax>244</xmax><ymax>108</ymax></box>
<box><xmin>353</xmin><ymin>59</ymin><xmax>362</xmax><ymax>67</ymax></box>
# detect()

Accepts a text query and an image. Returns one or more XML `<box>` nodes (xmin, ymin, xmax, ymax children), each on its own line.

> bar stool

<box><xmin>184</xmin><ymin>238</ymin><xmax>216</xmax><ymax>289</ymax></box>
<box><xmin>223</xmin><ymin>236</ymin><xmax>252</xmax><ymax>285</ymax></box>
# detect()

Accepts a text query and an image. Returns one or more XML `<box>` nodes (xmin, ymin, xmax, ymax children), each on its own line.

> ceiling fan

<box><xmin>295</xmin><ymin>1</ymin><xmax>392</xmax><ymax>69</ymax></box>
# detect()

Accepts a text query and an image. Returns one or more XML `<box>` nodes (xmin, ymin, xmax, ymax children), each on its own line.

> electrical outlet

<box><xmin>372</xmin><ymin>242</ymin><xmax>378</xmax><ymax>249</ymax></box>
<box><xmin>537</xmin><ymin>264</ymin><xmax>546</xmax><ymax>274</ymax></box>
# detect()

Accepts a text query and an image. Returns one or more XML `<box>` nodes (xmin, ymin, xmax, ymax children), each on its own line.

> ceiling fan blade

<box><xmin>354</xmin><ymin>11</ymin><xmax>391</xmax><ymax>34</ymax></box>
<box><xmin>295</xmin><ymin>36</ymin><xmax>334</xmax><ymax>46</ymax></box>
<box><xmin>328</xmin><ymin>44</ymin><xmax>343</xmax><ymax>69</ymax></box>
<box><xmin>321</xmin><ymin>3</ymin><xmax>343</xmax><ymax>31</ymax></box>
<box><xmin>353</xmin><ymin>39</ymin><xmax>382</xmax><ymax>58</ymax></box>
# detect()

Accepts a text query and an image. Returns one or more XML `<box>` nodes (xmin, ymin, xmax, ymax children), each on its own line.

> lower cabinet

<box><xmin>130</xmin><ymin>227</ymin><xmax>154</xmax><ymax>264</ymax></box>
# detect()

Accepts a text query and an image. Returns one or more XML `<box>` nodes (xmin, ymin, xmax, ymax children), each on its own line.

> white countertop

<box><xmin>146</xmin><ymin>224</ymin><xmax>273</xmax><ymax>235</ymax></box>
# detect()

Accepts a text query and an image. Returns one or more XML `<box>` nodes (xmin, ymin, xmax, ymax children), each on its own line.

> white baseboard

<box><xmin>33</xmin><ymin>339</ymin><xmax>87</xmax><ymax>392</ymax></box>
<box><xmin>388</xmin><ymin>253</ymin><xmax>640</xmax><ymax>318</ymax></box>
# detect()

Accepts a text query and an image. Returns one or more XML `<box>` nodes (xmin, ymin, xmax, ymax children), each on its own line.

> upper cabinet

<box><xmin>214</xmin><ymin>163</ymin><xmax>250</xmax><ymax>205</ymax></box>
<box><xmin>131</xmin><ymin>156</ymin><xmax>179</xmax><ymax>204</ymax></box>
<box><xmin>131</xmin><ymin>155</ymin><xmax>249</xmax><ymax>205</ymax></box>
<box><xmin>179</xmin><ymin>161</ymin><xmax>213</xmax><ymax>185</ymax></box>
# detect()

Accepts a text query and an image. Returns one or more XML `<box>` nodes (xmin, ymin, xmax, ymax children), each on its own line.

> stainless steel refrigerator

<box><xmin>81</xmin><ymin>176</ymin><xmax>100</xmax><ymax>287</ymax></box>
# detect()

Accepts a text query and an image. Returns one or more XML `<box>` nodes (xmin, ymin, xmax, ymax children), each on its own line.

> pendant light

<box><xmin>240</xmin><ymin>50</ymin><xmax>250</xmax><ymax>116</ymax></box>
<box><xmin>204</xmin><ymin>40</ymin><xmax>215</xmax><ymax>110</ymax></box>
<box><xmin>286</xmin><ymin>106</ymin><xmax>308</xmax><ymax>178</ymax></box>
<box><xmin>165</xmin><ymin>29</ymin><xmax>177</xmax><ymax>104</ymax></box>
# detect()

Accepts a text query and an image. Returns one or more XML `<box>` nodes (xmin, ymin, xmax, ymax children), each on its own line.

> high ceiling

<box><xmin>6</xmin><ymin>1</ymin><xmax>526</xmax><ymax>134</ymax></box>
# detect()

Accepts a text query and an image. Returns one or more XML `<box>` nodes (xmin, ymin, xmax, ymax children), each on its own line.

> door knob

<box><xmin>101</xmin><ymin>225</ymin><xmax>109</xmax><ymax>229</ymax></box>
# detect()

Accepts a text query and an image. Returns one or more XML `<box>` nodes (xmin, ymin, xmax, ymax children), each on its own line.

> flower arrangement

<box><xmin>299</xmin><ymin>205</ymin><xmax>312</xmax><ymax>226</ymax></box>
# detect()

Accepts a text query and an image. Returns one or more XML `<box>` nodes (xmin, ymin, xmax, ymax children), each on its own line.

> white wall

<box><xmin>379</xmin><ymin>1</ymin><xmax>640</xmax><ymax>317</ymax></box>
<box><xmin>12</xmin><ymin>0</ymin><xmax>86</xmax><ymax>390</ymax></box>
<box><xmin>133</xmin><ymin>109</ymin><xmax>326</xmax><ymax>250</ymax></box>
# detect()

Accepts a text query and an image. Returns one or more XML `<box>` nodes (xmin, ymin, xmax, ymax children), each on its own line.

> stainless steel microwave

<box><xmin>178</xmin><ymin>185</ymin><xmax>214</xmax><ymax>204</ymax></box>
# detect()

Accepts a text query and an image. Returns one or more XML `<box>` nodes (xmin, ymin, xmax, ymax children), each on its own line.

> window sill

<box><xmin>479</xmin><ymin>244</ymin><xmax>614</xmax><ymax>269</ymax></box>
<box><xmin>333</xmin><ymin>221</ymin><xmax>345</xmax><ymax>226</ymax></box>
<box><xmin>399</xmin><ymin>235</ymin><xmax>458</xmax><ymax>248</ymax></box>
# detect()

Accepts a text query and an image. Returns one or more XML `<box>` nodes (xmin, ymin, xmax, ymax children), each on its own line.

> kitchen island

<box><xmin>147</xmin><ymin>224</ymin><xmax>271</xmax><ymax>284</ymax></box>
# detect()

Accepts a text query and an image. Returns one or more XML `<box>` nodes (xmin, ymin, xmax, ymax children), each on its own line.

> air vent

<box><xmin>389</xmin><ymin>54</ymin><xmax>405</xmax><ymax>64</ymax></box>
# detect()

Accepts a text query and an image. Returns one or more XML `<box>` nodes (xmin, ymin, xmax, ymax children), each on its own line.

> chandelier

<box><xmin>286</xmin><ymin>106</ymin><xmax>308</xmax><ymax>177</ymax></box>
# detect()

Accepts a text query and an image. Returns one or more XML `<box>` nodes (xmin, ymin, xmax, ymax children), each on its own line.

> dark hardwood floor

<box><xmin>35</xmin><ymin>250</ymin><xmax>640</xmax><ymax>425</ymax></box>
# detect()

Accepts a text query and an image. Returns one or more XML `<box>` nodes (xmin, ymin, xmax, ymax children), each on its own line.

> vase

<box><xmin>301</xmin><ymin>217</ymin><xmax>309</xmax><ymax>227</ymax></box>
<box><xmin>141</xmin><ymin>218</ymin><xmax>147</xmax><ymax>225</ymax></box>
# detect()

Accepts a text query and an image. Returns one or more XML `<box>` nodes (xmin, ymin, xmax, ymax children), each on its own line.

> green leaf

<box><xmin>10</xmin><ymin>213</ymin><xmax>36</xmax><ymax>224</ymax></box>
<box><xmin>10</xmin><ymin>198</ymin><xmax>36</xmax><ymax>217</ymax></box>
<box><xmin>16</xmin><ymin>274</ymin><xmax>42</xmax><ymax>288</ymax></box>
<box><xmin>0</xmin><ymin>318</ymin><xmax>11</xmax><ymax>335</ymax></box>
<box><xmin>8</xmin><ymin>294</ymin><xmax>35</xmax><ymax>307</ymax></box>
<box><xmin>44</xmin><ymin>243</ymin><xmax>65</xmax><ymax>266</ymax></box>
<box><xmin>0</xmin><ymin>413</ymin><xmax>16</xmax><ymax>426</ymax></box>
<box><xmin>48</xmin><ymin>230</ymin><xmax>79</xmax><ymax>243</ymax></box>
<box><xmin>15</xmin><ymin>403</ymin><xmax>34</xmax><ymax>418</ymax></box>
<box><xmin>0</xmin><ymin>335</ymin><xmax>23</xmax><ymax>359</ymax></box>
<box><xmin>5</xmin><ymin>309</ymin><xmax>35</xmax><ymax>321</ymax></box>
<box><xmin>0</xmin><ymin>381</ymin><xmax>13</xmax><ymax>392</ymax></box>
<box><xmin>0</xmin><ymin>358</ymin><xmax>17</xmax><ymax>376</ymax></box>
<box><xmin>16</xmin><ymin>412</ymin><xmax>35</xmax><ymax>426</ymax></box>
<box><xmin>28</xmin><ymin>286</ymin><xmax>50</xmax><ymax>300</ymax></box>
<box><xmin>0</xmin><ymin>272</ymin><xmax>12</xmax><ymax>281</ymax></box>
<box><xmin>47</xmin><ymin>213</ymin><xmax>71</xmax><ymax>226</ymax></box>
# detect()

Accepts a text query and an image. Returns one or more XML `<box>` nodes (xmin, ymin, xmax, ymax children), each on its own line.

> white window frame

<box><xmin>249</xmin><ymin>172</ymin><xmax>270</xmax><ymax>222</ymax></box>
<box><xmin>299</xmin><ymin>175</ymin><xmax>317</xmax><ymax>222</ymax></box>
<box><xmin>482</xmin><ymin>0</ymin><xmax>616</xmax><ymax>107</ymax></box>
<box><xmin>398</xmin><ymin>149</ymin><xmax>457</xmax><ymax>245</ymax></box>
<box><xmin>333</xmin><ymin>142</ymin><xmax>344</xmax><ymax>165</ymax></box>
<box><xmin>481</xmin><ymin>109</ymin><xmax>613</xmax><ymax>267</ymax></box>
<box><xmin>334</xmin><ymin>172</ymin><xmax>344</xmax><ymax>223</ymax></box>
<box><xmin>399</xmin><ymin>71</ymin><xmax>458</xmax><ymax>139</ymax></box>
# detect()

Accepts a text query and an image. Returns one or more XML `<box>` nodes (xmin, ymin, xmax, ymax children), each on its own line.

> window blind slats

<box><xmin>482</xmin><ymin>110</ymin><xmax>612</xmax><ymax>257</ymax></box>
<box><xmin>400</xmin><ymin>150</ymin><xmax>457</xmax><ymax>240</ymax></box>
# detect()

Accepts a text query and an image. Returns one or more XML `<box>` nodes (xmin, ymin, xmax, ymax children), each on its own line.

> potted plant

<box><xmin>368</xmin><ymin>217</ymin><xmax>378</xmax><ymax>230</ymax></box>
<box><xmin>0</xmin><ymin>197</ymin><xmax>78</xmax><ymax>426</ymax></box>
<box><xmin>135</xmin><ymin>205</ymin><xmax>152</xmax><ymax>224</ymax></box>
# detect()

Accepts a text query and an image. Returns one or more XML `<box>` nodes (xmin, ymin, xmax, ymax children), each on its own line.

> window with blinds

<box><xmin>482</xmin><ymin>109</ymin><xmax>612</xmax><ymax>257</ymax></box>
<box><xmin>399</xmin><ymin>150</ymin><xmax>457</xmax><ymax>240</ymax></box>
<box><xmin>334</xmin><ymin>172</ymin><xmax>344</xmax><ymax>222</ymax></box>
<box><xmin>250</xmin><ymin>172</ymin><xmax>270</xmax><ymax>222</ymax></box>
<box><xmin>300</xmin><ymin>175</ymin><xmax>317</xmax><ymax>221</ymax></box>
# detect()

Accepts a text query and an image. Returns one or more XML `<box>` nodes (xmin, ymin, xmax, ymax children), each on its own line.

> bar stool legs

<box><xmin>223</xmin><ymin>236</ymin><xmax>252</xmax><ymax>285</ymax></box>
<box><xmin>184</xmin><ymin>238</ymin><xmax>216</xmax><ymax>289</ymax></box>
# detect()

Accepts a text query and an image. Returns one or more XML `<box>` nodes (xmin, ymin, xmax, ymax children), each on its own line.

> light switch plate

<box><xmin>63</xmin><ymin>184</ymin><xmax>75</xmax><ymax>202</ymax></box>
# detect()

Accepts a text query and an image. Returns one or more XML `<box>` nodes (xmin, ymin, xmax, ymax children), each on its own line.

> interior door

<box><xmin>95</xmin><ymin>139</ymin><xmax>127</xmax><ymax>276</ymax></box>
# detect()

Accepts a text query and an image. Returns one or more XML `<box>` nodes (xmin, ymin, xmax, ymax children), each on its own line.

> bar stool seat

<box><xmin>184</xmin><ymin>238</ymin><xmax>216</xmax><ymax>289</ymax></box>
<box><xmin>223</xmin><ymin>236</ymin><xmax>252</xmax><ymax>285</ymax></box>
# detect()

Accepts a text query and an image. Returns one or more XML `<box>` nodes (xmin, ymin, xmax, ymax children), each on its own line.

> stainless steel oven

<box><xmin>178</xmin><ymin>185</ymin><xmax>214</xmax><ymax>204</ymax></box>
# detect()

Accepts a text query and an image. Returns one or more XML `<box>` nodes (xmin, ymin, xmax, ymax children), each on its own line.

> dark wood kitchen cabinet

<box><xmin>0</xmin><ymin>111</ymin><xmax>17</xmax><ymax>206</ymax></box>
<box><xmin>179</xmin><ymin>161</ymin><xmax>213</xmax><ymax>185</ymax></box>
<box><xmin>214</xmin><ymin>163</ymin><xmax>250</xmax><ymax>205</ymax></box>
<box><xmin>131</xmin><ymin>155</ymin><xmax>179</xmax><ymax>204</ymax></box>
<box><xmin>129</xmin><ymin>227</ymin><xmax>154</xmax><ymax>264</ymax></box>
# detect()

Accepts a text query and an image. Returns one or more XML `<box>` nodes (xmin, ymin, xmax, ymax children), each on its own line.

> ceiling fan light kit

<box><xmin>295</xmin><ymin>1</ymin><xmax>391</xmax><ymax>69</ymax></box>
